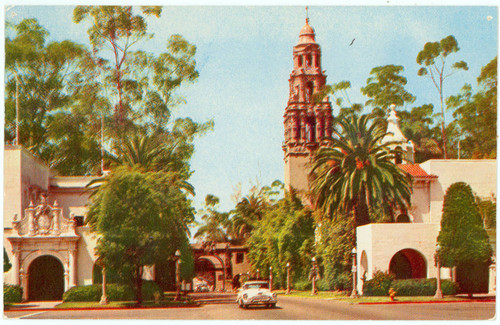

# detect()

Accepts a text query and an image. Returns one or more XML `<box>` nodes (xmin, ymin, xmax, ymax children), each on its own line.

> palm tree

<box><xmin>310</xmin><ymin>113</ymin><xmax>411</xmax><ymax>227</ymax></box>
<box><xmin>229</xmin><ymin>187</ymin><xmax>271</xmax><ymax>242</ymax></box>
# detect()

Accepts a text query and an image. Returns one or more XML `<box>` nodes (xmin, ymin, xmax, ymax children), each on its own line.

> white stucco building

<box><xmin>3</xmin><ymin>145</ymin><xmax>251</xmax><ymax>300</ymax></box>
<box><xmin>355</xmin><ymin>107</ymin><xmax>497</xmax><ymax>295</ymax></box>
<box><xmin>3</xmin><ymin>145</ymin><xmax>100</xmax><ymax>300</ymax></box>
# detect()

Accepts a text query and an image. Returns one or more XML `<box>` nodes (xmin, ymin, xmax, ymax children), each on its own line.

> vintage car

<box><xmin>237</xmin><ymin>281</ymin><xmax>277</xmax><ymax>308</ymax></box>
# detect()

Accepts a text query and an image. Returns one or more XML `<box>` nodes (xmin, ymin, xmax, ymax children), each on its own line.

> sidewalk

<box><xmin>5</xmin><ymin>301</ymin><xmax>61</xmax><ymax>311</ymax></box>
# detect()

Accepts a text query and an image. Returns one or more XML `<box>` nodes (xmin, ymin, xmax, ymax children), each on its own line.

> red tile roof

<box><xmin>398</xmin><ymin>164</ymin><xmax>438</xmax><ymax>179</ymax></box>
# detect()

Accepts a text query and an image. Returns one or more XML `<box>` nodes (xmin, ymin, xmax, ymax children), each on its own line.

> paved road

<box><xmin>5</xmin><ymin>296</ymin><xmax>495</xmax><ymax>320</ymax></box>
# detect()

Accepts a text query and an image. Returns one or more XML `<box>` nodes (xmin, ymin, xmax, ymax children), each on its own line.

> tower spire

<box><xmin>305</xmin><ymin>6</ymin><xmax>309</xmax><ymax>23</ymax></box>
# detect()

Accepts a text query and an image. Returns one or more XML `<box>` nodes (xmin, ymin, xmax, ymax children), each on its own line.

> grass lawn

<box><xmin>55</xmin><ymin>297</ymin><xmax>198</xmax><ymax>309</ymax></box>
<box><xmin>275</xmin><ymin>290</ymin><xmax>347</xmax><ymax>299</ymax></box>
<box><xmin>274</xmin><ymin>290</ymin><xmax>466</xmax><ymax>303</ymax></box>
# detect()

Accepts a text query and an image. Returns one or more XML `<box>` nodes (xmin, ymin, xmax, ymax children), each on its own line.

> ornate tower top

<box><xmin>382</xmin><ymin>104</ymin><xmax>415</xmax><ymax>164</ymax></box>
<box><xmin>298</xmin><ymin>19</ymin><xmax>316</xmax><ymax>45</ymax></box>
<box><xmin>283</xmin><ymin>16</ymin><xmax>334</xmax><ymax>194</ymax></box>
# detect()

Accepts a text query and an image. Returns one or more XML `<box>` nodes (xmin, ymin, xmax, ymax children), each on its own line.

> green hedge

<box><xmin>391</xmin><ymin>279</ymin><xmax>435</xmax><ymax>296</ymax></box>
<box><xmin>62</xmin><ymin>281</ymin><xmax>161</xmax><ymax>302</ymax></box>
<box><xmin>293</xmin><ymin>279</ymin><xmax>330</xmax><ymax>291</ymax></box>
<box><xmin>364</xmin><ymin>275</ymin><xmax>459</xmax><ymax>296</ymax></box>
<box><xmin>293</xmin><ymin>279</ymin><xmax>312</xmax><ymax>291</ymax></box>
<box><xmin>392</xmin><ymin>278</ymin><xmax>458</xmax><ymax>296</ymax></box>
<box><xmin>439</xmin><ymin>279</ymin><xmax>459</xmax><ymax>295</ymax></box>
<box><xmin>362</xmin><ymin>271</ymin><xmax>394</xmax><ymax>296</ymax></box>
<box><xmin>4</xmin><ymin>284</ymin><xmax>23</xmax><ymax>303</ymax></box>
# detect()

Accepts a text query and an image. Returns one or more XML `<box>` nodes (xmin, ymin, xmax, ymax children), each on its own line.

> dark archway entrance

<box><xmin>195</xmin><ymin>258</ymin><xmax>217</xmax><ymax>291</ymax></box>
<box><xmin>389</xmin><ymin>249</ymin><xmax>427</xmax><ymax>279</ymax></box>
<box><xmin>396</xmin><ymin>214</ymin><xmax>410</xmax><ymax>223</ymax></box>
<box><xmin>28</xmin><ymin>255</ymin><xmax>64</xmax><ymax>301</ymax></box>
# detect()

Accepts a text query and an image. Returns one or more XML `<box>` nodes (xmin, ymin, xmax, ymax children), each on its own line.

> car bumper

<box><xmin>243</xmin><ymin>297</ymin><xmax>277</xmax><ymax>305</ymax></box>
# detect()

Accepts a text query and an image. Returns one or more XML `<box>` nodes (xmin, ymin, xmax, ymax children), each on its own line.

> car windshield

<box><xmin>244</xmin><ymin>283</ymin><xmax>269</xmax><ymax>289</ymax></box>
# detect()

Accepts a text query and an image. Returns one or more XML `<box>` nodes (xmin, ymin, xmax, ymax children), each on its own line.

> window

<box><xmin>74</xmin><ymin>216</ymin><xmax>84</xmax><ymax>227</ymax></box>
<box><xmin>298</xmin><ymin>55</ymin><xmax>303</xmax><ymax>67</ymax></box>
<box><xmin>306</xmin><ymin>54</ymin><xmax>312</xmax><ymax>67</ymax></box>
<box><xmin>236</xmin><ymin>252</ymin><xmax>244</xmax><ymax>264</ymax></box>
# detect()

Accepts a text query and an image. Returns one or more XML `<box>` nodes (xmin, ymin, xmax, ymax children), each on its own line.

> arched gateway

<box><xmin>389</xmin><ymin>248</ymin><xmax>427</xmax><ymax>279</ymax></box>
<box><xmin>28</xmin><ymin>255</ymin><xmax>65</xmax><ymax>301</ymax></box>
<box><xmin>7</xmin><ymin>196</ymin><xmax>80</xmax><ymax>301</ymax></box>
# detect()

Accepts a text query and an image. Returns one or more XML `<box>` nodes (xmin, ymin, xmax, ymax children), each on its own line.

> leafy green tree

<box><xmin>73</xmin><ymin>6</ymin><xmax>160</xmax><ymax>130</ymax></box>
<box><xmin>310</xmin><ymin>114</ymin><xmax>412</xmax><ymax>227</ymax></box>
<box><xmin>194</xmin><ymin>195</ymin><xmax>231</xmax><ymax>243</ymax></box>
<box><xmin>417</xmin><ymin>35</ymin><xmax>468</xmax><ymax>159</ymax></box>
<box><xmin>246</xmin><ymin>192</ymin><xmax>315</xmax><ymax>289</ymax></box>
<box><xmin>446</xmin><ymin>57</ymin><xmax>497</xmax><ymax>159</ymax></box>
<box><xmin>5</xmin><ymin>18</ymin><xmax>104</xmax><ymax>175</ymax></box>
<box><xmin>361</xmin><ymin>65</ymin><xmax>416</xmax><ymax>120</ymax></box>
<box><xmin>476</xmin><ymin>196</ymin><xmax>496</xmax><ymax>230</ymax></box>
<box><xmin>73</xmin><ymin>6</ymin><xmax>200</xmax><ymax>138</ymax></box>
<box><xmin>4</xmin><ymin>249</ymin><xmax>12</xmax><ymax>273</ymax></box>
<box><xmin>315</xmin><ymin>80</ymin><xmax>363</xmax><ymax>119</ymax></box>
<box><xmin>398</xmin><ymin>104</ymin><xmax>443</xmax><ymax>162</ymax></box>
<box><xmin>316</xmin><ymin>217</ymin><xmax>354</xmax><ymax>290</ymax></box>
<box><xmin>86</xmin><ymin>166</ymin><xmax>191</xmax><ymax>304</ymax></box>
<box><xmin>436</xmin><ymin>182</ymin><xmax>492</xmax><ymax>296</ymax></box>
<box><xmin>225</xmin><ymin>181</ymin><xmax>284</xmax><ymax>243</ymax></box>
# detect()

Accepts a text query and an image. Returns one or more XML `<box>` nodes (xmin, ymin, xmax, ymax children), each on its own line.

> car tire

<box><xmin>270</xmin><ymin>303</ymin><xmax>276</xmax><ymax>308</ymax></box>
<box><xmin>238</xmin><ymin>300</ymin><xmax>243</xmax><ymax>308</ymax></box>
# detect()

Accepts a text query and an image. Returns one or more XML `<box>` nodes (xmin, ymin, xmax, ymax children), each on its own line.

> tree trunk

<box><xmin>134</xmin><ymin>266</ymin><xmax>143</xmax><ymax>305</ymax></box>
<box><xmin>353</xmin><ymin>192</ymin><xmax>370</xmax><ymax>228</ymax></box>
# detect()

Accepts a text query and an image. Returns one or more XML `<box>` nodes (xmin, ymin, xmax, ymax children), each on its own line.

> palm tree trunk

<box><xmin>353</xmin><ymin>192</ymin><xmax>370</xmax><ymax>228</ymax></box>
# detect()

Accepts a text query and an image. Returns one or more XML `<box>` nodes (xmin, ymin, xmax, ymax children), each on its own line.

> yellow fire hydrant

<box><xmin>154</xmin><ymin>292</ymin><xmax>161</xmax><ymax>305</ymax></box>
<box><xmin>389</xmin><ymin>288</ymin><xmax>396</xmax><ymax>302</ymax></box>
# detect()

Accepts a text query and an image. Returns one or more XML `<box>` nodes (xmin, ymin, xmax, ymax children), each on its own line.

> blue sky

<box><xmin>3</xmin><ymin>3</ymin><xmax>498</xmax><ymax>221</ymax></box>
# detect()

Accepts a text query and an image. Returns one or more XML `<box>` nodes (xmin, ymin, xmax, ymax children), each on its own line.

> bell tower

<box><xmin>283</xmin><ymin>17</ymin><xmax>333</xmax><ymax>195</ymax></box>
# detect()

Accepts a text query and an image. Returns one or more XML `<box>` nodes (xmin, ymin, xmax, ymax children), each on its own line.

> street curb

<box><xmin>4</xmin><ymin>304</ymin><xmax>201</xmax><ymax>313</ymax></box>
<box><xmin>358</xmin><ymin>299</ymin><xmax>496</xmax><ymax>305</ymax></box>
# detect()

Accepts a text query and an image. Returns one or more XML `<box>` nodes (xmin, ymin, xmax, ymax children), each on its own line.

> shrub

<box><xmin>365</xmin><ymin>277</ymin><xmax>459</xmax><ymax>297</ymax></box>
<box><xmin>293</xmin><ymin>279</ymin><xmax>311</xmax><ymax>291</ymax></box>
<box><xmin>333</xmin><ymin>272</ymin><xmax>352</xmax><ymax>291</ymax></box>
<box><xmin>362</xmin><ymin>271</ymin><xmax>394</xmax><ymax>296</ymax></box>
<box><xmin>141</xmin><ymin>280</ymin><xmax>163</xmax><ymax>300</ymax></box>
<box><xmin>391</xmin><ymin>279</ymin><xmax>435</xmax><ymax>296</ymax></box>
<box><xmin>106</xmin><ymin>284</ymin><xmax>134</xmax><ymax>301</ymax></box>
<box><xmin>63</xmin><ymin>285</ymin><xmax>101</xmax><ymax>302</ymax></box>
<box><xmin>441</xmin><ymin>279</ymin><xmax>459</xmax><ymax>295</ymax></box>
<box><xmin>63</xmin><ymin>281</ymin><xmax>162</xmax><ymax>302</ymax></box>
<box><xmin>316</xmin><ymin>279</ymin><xmax>330</xmax><ymax>291</ymax></box>
<box><xmin>4</xmin><ymin>284</ymin><xmax>22</xmax><ymax>303</ymax></box>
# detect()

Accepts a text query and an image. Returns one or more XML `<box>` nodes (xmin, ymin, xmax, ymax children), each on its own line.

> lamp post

<box><xmin>311</xmin><ymin>257</ymin><xmax>318</xmax><ymax>296</ymax></box>
<box><xmin>256</xmin><ymin>269</ymin><xmax>260</xmax><ymax>280</ymax></box>
<box><xmin>174</xmin><ymin>250</ymin><xmax>181</xmax><ymax>301</ymax></box>
<box><xmin>286</xmin><ymin>262</ymin><xmax>291</xmax><ymax>295</ymax></box>
<box><xmin>434</xmin><ymin>244</ymin><xmax>443</xmax><ymax>299</ymax></box>
<box><xmin>269</xmin><ymin>266</ymin><xmax>273</xmax><ymax>291</ymax></box>
<box><xmin>351</xmin><ymin>247</ymin><xmax>359</xmax><ymax>298</ymax></box>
